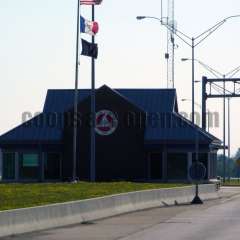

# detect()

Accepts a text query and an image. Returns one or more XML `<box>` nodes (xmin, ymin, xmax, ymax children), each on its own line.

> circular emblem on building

<box><xmin>95</xmin><ymin>110</ymin><xmax>118</xmax><ymax>136</ymax></box>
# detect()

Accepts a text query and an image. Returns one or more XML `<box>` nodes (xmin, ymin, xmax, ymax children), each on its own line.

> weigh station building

<box><xmin>0</xmin><ymin>85</ymin><xmax>221</xmax><ymax>182</ymax></box>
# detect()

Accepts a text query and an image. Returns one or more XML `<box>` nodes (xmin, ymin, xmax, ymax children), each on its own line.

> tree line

<box><xmin>217</xmin><ymin>148</ymin><xmax>240</xmax><ymax>178</ymax></box>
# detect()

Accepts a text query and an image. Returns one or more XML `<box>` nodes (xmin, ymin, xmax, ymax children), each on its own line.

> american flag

<box><xmin>80</xmin><ymin>0</ymin><xmax>102</xmax><ymax>5</ymax></box>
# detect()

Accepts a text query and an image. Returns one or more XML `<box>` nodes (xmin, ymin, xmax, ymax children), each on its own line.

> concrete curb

<box><xmin>0</xmin><ymin>184</ymin><xmax>218</xmax><ymax>238</ymax></box>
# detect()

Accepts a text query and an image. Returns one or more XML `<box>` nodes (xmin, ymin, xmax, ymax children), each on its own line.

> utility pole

<box><xmin>166</xmin><ymin>0</ymin><xmax>175</xmax><ymax>88</ymax></box>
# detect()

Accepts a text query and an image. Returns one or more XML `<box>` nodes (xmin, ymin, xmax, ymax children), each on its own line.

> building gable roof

<box><xmin>43</xmin><ymin>85</ymin><xmax>178</xmax><ymax>114</ymax></box>
<box><xmin>145</xmin><ymin>112</ymin><xmax>221</xmax><ymax>144</ymax></box>
<box><xmin>0</xmin><ymin>114</ymin><xmax>62</xmax><ymax>144</ymax></box>
<box><xmin>0</xmin><ymin>85</ymin><xmax>220</xmax><ymax>146</ymax></box>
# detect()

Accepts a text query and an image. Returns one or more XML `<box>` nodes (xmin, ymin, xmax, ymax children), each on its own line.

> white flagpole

<box><xmin>90</xmin><ymin>5</ymin><xmax>96</xmax><ymax>182</ymax></box>
<box><xmin>72</xmin><ymin>0</ymin><xmax>81</xmax><ymax>182</ymax></box>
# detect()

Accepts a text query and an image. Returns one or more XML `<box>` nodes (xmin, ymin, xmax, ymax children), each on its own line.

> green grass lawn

<box><xmin>223</xmin><ymin>179</ymin><xmax>240</xmax><ymax>186</ymax></box>
<box><xmin>0</xmin><ymin>182</ymin><xmax>187</xmax><ymax>211</ymax></box>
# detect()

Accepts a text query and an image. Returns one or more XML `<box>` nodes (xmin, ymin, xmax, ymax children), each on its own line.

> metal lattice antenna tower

<box><xmin>165</xmin><ymin>0</ymin><xmax>176</xmax><ymax>88</ymax></box>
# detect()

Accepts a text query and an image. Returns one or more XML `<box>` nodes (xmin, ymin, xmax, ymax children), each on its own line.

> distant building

<box><xmin>0</xmin><ymin>85</ymin><xmax>221</xmax><ymax>182</ymax></box>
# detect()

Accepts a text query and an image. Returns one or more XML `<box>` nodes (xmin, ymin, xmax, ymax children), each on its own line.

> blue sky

<box><xmin>0</xmin><ymin>0</ymin><xmax>240</xmax><ymax>154</ymax></box>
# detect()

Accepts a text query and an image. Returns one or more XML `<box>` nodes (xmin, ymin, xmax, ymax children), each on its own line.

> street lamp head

<box><xmin>181</xmin><ymin>99</ymin><xmax>188</xmax><ymax>102</ymax></box>
<box><xmin>225</xmin><ymin>15</ymin><xmax>240</xmax><ymax>21</ymax></box>
<box><xmin>181</xmin><ymin>58</ymin><xmax>189</xmax><ymax>62</ymax></box>
<box><xmin>136</xmin><ymin>16</ymin><xmax>146</xmax><ymax>20</ymax></box>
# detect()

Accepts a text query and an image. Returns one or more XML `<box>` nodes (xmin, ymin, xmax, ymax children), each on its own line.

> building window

<box><xmin>210</xmin><ymin>153</ymin><xmax>217</xmax><ymax>178</ymax></box>
<box><xmin>149</xmin><ymin>153</ymin><xmax>163</xmax><ymax>180</ymax></box>
<box><xmin>44</xmin><ymin>153</ymin><xmax>61</xmax><ymax>180</ymax></box>
<box><xmin>19</xmin><ymin>153</ymin><xmax>39</xmax><ymax>180</ymax></box>
<box><xmin>167</xmin><ymin>153</ymin><xmax>188</xmax><ymax>180</ymax></box>
<box><xmin>3</xmin><ymin>153</ymin><xmax>15</xmax><ymax>180</ymax></box>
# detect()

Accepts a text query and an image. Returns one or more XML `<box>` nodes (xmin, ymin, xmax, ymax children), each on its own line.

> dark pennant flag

<box><xmin>81</xmin><ymin>39</ymin><xmax>98</xmax><ymax>59</ymax></box>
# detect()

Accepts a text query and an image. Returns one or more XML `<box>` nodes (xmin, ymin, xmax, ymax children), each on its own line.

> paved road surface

<box><xmin>2</xmin><ymin>187</ymin><xmax>240</xmax><ymax>240</ymax></box>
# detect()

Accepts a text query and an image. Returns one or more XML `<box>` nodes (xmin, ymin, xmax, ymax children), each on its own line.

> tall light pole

<box><xmin>137</xmin><ymin>15</ymin><xmax>240</xmax><ymax>125</ymax></box>
<box><xmin>181</xmin><ymin>98</ymin><xmax>204</xmax><ymax>204</ymax></box>
<box><xmin>181</xmin><ymin>58</ymin><xmax>224</xmax><ymax>78</ymax></box>
<box><xmin>228</xmin><ymin>97</ymin><xmax>231</xmax><ymax>181</ymax></box>
<box><xmin>223</xmin><ymin>75</ymin><xmax>226</xmax><ymax>182</ymax></box>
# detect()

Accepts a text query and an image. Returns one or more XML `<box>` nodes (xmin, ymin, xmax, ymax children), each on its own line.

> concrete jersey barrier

<box><xmin>0</xmin><ymin>184</ymin><xmax>219</xmax><ymax>238</ymax></box>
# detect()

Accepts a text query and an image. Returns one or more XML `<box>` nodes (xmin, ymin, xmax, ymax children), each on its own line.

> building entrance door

<box><xmin>44</xmin><ymin>153</ymin><xmax>61</xmax><ymax>180</ymax></box>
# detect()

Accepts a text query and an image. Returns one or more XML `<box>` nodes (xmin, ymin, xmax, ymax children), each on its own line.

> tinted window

<box><xmin>3</xmin><ymin>153</ymin><xmax>15</xmax><ymax>180</ymax></box>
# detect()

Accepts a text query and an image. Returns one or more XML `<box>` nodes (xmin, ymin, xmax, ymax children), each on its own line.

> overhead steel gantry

<box><xmin>202</xmin><ymin>76</ymin><xmax>240</xmax><ymax>130</ymax></box>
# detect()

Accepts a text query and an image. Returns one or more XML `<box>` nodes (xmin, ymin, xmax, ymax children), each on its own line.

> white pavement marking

<box><xmin>120</xmin><ymin>188</ymin><xmax>240</xmax><ymax>240</ymax></box>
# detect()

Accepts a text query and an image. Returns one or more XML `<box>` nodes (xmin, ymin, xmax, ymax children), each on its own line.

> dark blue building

<box><xmin>0</xmin><ymin>85</ymin><xmax>221</xmax><ymax>182</ymax></box>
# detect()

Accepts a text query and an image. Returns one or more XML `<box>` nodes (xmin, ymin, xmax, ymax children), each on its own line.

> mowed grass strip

<box><xmin>0</xmin><ymin>182</ymin><xmax>187</xmax><ymax>211</ymax></box>
<box><xmin>223</xmin><ymin>179</ymin><xmax>240</xmax><ymax>186</ymax></box>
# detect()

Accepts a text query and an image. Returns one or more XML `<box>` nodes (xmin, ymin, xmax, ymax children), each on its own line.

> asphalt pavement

<box><xmin>2</xmin><ymin>187</ymin><xmax>240</xmax><ymax>240</ymax></box>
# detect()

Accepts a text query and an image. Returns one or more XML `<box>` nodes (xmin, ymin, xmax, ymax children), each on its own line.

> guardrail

<box><xmin>0</xmin><ymin>184</ymin><xmax>218</xmax><ymax>238</ymax></box>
